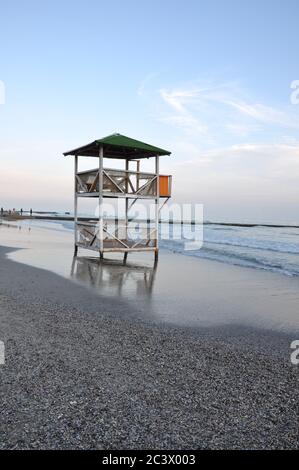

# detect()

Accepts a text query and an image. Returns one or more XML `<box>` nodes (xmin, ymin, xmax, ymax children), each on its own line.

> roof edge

<box><xmin>63</xmin><ymin>133</ymin><xmax>171</xmax><ymax>158</ymax></box>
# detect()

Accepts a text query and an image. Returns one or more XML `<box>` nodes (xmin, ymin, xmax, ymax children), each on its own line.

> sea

<box><xmin>19</xmin><ymin>215</ymin><xmax>299</xmax><ymax>278</ymax></box>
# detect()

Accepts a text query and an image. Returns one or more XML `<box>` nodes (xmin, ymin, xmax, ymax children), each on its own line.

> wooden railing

<box><xmin>76</xmin><ymin>168</ymin><xmax>171</xmax><ymax>198</ymax></box>
<box><xmin>76</xmin><ymin>220</ymin><xmax>157</xmax><ymax>252</ymax></box>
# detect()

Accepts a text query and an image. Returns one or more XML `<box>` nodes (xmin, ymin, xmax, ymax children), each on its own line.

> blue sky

<box><xmin>0</xmin><ymin>0</ymin><xmax>299</xmax><ymax>222</ymax></box>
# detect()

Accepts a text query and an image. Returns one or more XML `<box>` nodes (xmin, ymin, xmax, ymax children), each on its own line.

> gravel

<box><xmin>0</xmin><ymin>246</ymin><xmax>298</xmax><ymax>449</ymax></box>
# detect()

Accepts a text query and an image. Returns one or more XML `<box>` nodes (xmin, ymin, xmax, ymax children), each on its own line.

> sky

<box><xmin>0</xmin><ymin>0</ymin><xmax>298</xmax><ymax>223</ymax></box>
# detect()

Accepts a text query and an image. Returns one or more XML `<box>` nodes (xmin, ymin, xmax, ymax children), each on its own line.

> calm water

<box><xmin>1</xmin><ymin>218</ymin><xmax>299</xmax><ymax>333</ymax></box>
<box><xmin>23</xmin><ymin>218</ymin><xmax>299</xmax><ymax>277</ymax></box>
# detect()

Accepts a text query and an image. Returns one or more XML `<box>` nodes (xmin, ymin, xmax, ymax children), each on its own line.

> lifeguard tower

<box><xmin>63</xmin><ymin>134</ymin><xmax>172</xmax><ymax>260</ymax></box>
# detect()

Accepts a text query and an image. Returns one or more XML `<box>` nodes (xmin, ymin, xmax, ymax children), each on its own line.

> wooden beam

<box><xmin>155</xmin><ymin>155</ymin><xmax>160</xmax><ymax>252</ymax></box>
<box><xmin>74</xmin><ymin>155</ymin><xmax>78</xmax><ymax>252</ymax></box>
<box><xmin>99</xmin><ymin>146</ymin><xmax>104</xmax><ymax>255</ymax></box>
<box><xmin>89</xmin><ymin>171</ymin><xmax>99</xmax><ymax>192</ymax></box>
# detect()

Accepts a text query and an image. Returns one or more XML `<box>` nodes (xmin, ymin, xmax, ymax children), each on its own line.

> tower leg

<box><xmin>154</xmin><ymin>250</ymin><xmax>159</xmax><ymax>263</ymax></box>
<box><xmin>100</xmin><ymin>251</ymin><xmax>104</xmax><ymax>260</ymax></box>
<box><xmin>74</xmin><ymin>245</ymin><xmax>78</xmax><ymax>256</ymax></box>
<box><xmin>123</xmin><ymin>252</ymin><xmax>128</xmax><ymax>264</ymax></box>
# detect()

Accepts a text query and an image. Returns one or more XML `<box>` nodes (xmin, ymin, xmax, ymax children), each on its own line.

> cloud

<box><xmin>139</xmin><ymin>78</ymin><xmax>299</xmax><ymax>221</ymax></box>
<box><xmin>159</xmin><ymin>88</ymin><xmax>199</xmax><ymax>113</ymax></box>
<box><xmin>221</xmin><ymin>99</ymin><xmax>299</xmax><ymax>128</ymax></box>
<box><xmin>156</xmin><ymin>81</ymin><xmax>299</xmax><ymax>140</ymax></box>
<box><xmin>163</xmin><ymin>141</ymin><xmax>299</xmax><ymax>223</ymax></box>
<box><xmin>137</xmin><ymin>73</ymin><xmax>158</xmax><ymax>97</ymax></box>
<box><xmin>158</xmin><ymin>87</ymin><xmax>209</xmax><ymax>135</ymax></box>
<box><xmin>173</xmin><ymin>142</ymin><xmax>299</xmax><ymax>180</ymax></box>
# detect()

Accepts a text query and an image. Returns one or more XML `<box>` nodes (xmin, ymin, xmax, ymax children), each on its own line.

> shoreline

<box><xmin>2</xmin><ymin>217</ymin><xmax>299</xmax><ymax>280</ymax></box>
<box><xmin>0</xmin><ymin>244</ymin><xmax>298</xmax><ymax>449</ymax></box>
<box><xmin>1</xmin><ymin>215</ymin><xmax>299</xmax><ymax>228</ymax></box>
<box><xmin>0</xmin><ymin>244</ymin><xmax>297</xmax><ymax>343</ymax></box>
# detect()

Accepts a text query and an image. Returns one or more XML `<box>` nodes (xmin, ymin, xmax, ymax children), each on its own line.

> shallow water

<box><xmin>0</xmin><ymin>219</ymin><xmax>299</xmax><ymax>334</ymax></box>
<box><xmin>13</xmin><ymin>217</ymin><xmax>299</xmax><ymax>276</ymax></box>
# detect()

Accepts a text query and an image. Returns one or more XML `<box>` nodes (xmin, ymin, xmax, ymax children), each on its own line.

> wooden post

<box><xmin>155</xmin><ymin>155</ymin><xmax>159</xmax><ymax>261</ymax></box>
<box><xmin>74</xmin><ymin>155</ymin><xmax>78</xmax><ymax>256</ymax></box>
<box><xmin>125</xmin><ymin>159</ymin><xmax>129</xmax><ymax>260</ymax></box>
<box><xmin>99</xmin><ymin>145</ymin><xmax>104</xmax><ymax>259</ymax></box>
<box><xmin>136</xmin><ymin>160</ymin><xmax>140</xmax><ymax>190</ymax></box>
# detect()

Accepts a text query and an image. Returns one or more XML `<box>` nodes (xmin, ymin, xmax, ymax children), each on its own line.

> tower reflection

<box><xmin>70</xmin><ymin>256</ymin><xmax>157</xmax><ymax>299</ymax></box>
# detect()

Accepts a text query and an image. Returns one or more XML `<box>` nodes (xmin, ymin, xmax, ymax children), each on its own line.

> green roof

<box><xmin>63</xmin><ymin>133</ymin><xmax>171</xmax><ymax>159</ymax></box>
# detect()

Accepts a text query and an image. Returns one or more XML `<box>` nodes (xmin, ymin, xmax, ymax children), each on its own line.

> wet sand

<box><xmin>0</xmin><ymin>219</ymin><xmax>299</xmax><ymax>334</ymax></box>
<box><xmin>0</xmin><ymin>220</ymin><xmax>298</xmax><ymax>449</ymax></box>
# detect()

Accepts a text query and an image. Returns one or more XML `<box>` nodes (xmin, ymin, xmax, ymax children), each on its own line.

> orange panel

<box><xmin>159</xmin><ymin>175</ymin><xmax>171</xmax><ymax>197</ymax></box>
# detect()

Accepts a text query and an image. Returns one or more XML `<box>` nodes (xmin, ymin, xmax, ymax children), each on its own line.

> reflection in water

<box><xmin>2</xmin><ymin>219</ymin><xmax>299</xmax><ymax>333</ymax></box>
<box><xmin>70</xmin><ymin>256</ymin><xmax>157</xmax><ymax>299</ymax></box>
<box><xmin>0</xmin><ymin>220</ymin><xmax>32</xmax><ymax>233</ymax></box>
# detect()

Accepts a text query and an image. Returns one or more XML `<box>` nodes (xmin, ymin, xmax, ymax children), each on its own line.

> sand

<box><xmin>0</xmin><ymin>236</ymin><xmax>298</xmax><ymax>449</ymax></box>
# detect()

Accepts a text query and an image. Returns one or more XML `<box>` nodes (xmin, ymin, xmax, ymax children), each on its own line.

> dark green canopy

<box><xmin>63</xmin><ymin>133</ymin><xmax>171</xmax><ymax>159</ymax></box>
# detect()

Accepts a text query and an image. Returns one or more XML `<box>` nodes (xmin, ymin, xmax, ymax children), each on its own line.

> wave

<box><xmin>202</xmin><ymin>237</ymin><xmax>299</xmax><ymax>255</ymax></box>
<box><xmin>159</xmin><ymin>237</ymin><xmax>299</xmax><ymax>277</ymax></box>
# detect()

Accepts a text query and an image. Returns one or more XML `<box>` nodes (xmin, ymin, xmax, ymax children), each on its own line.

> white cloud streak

<box><xmin>139</xmin><ymin>78</ymin><xmax>299</xmax><ymax>221</ymax></box>
<box><xmin>157</xmin><ymin>82</ymin><xmax>299</xmax><ymax>138</ymax></box>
